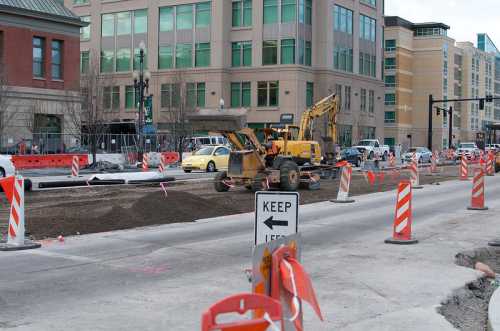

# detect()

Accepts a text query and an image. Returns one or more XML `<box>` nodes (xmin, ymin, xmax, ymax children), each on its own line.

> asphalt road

<box><xmin>1</xmin><ymin>176</ymin><xmax>499</xmax><ymax>330</ymax></box>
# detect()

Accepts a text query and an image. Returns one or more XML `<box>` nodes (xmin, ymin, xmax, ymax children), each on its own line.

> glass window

<box><xmin>195</xmin><ymin>42</ymin><xmax>210</xmax><ymax>67</ymax></box>
<box><xmin>80</xmin><ymin>51</ymin><xmax>89</xmax><ymax>74</ymax></box>
<box><xmin>134</xmin><ymin>9</ymin><xmax>147</xmax><ymax>34</ymax></box>
<box><xmin>368</xmin><ymin>90</ymin><xmax>374</xmax><ymax>113</ymax></box>
<box><xmin>133</xmin><ymin>48</ymin><xmax>147</xmax><ymax>70</ymax></box>
<box><xmin>385</xmin><ymin>75</ymin><xmax>396</xmax><ymax>87</ymax></box>
<box><xmin>306</xmin><ymin>82</ymin><xmax>313</xmax><ymax>107</ymax></box>
<box><xmin>101</xmin><ymin>14</ymin><xmax>115</xmax><ymax>37</ymax></box>
<box><xmin>112</xmin><ymin>86</ymin><xmax>120</xmax><ymax>110</ymax></box>
<box><xmin>159</xmin><ymin>45</ymin><xmax>173</xmax><ymax>69</ymax></box>
<box><xmin>385</xmin><ymin>39</ymin><xmax>396</xmax><ymax>51</ymax></box>
<box><xmin>176</xmin><ymin>4</ymin><xmax>193</xmax><ymax>30</ymax></box>
<box><xmin>232</xmin><ymin>1</ymin><xmax>242</xmax><ymax>27</ymax></box>
<box><xmin>51</xmin><ymin>40</ymin><xmax>62</xmax><ymax>79</ymax></box>
<box><xmin>281</xmin><ymin>0</ymin><xmax>296</xmax><ymax>23</ymax></box>
<box><xmin>360</xmin><ymin>15</ymin><xmax>376</xmax><ymax>42</ymax></box>
<box><xmin>344</xmin><ymin>86</ymin><xmax>351</xmax><ymax>110</ymax></box>
<box><xmin>232</xmin><ymin>0</ymin><xmax>252</xmax><ymax>27</ymax></box>
<box><xmin>100</xmin><ymin>50</ymin><xmax>114</xmax><ymax>73</ymax></box>
<box><xmin>116</xmin><ymin>12</ymin><xmax>131</xmax><ymax>36</ymax></box>
<box><xmin>281</xmin><ymin>39</ymin><xmax>295</xmax><ymax>64</ymax></box>
<box><xmin>80</xmin><ymin>16</ymin><xmax>90</xmax><ymax>41</ymax></box>
<box><xmin>103</xmin><ymin>87</ymin><xmax>111</xmax><ymax>109</ymax></box>
<box><xmin>263</xmin><ymin>0</ymin><xmax>278</xmax><ymax>24</ymax></box>
<box><xmin>231</xmin><ymin>82</ymin><xmax>251</xmax><ymax>107</ymax></box>
<box><xmin>196</xmin><ymin>2</ymin><xmax>211</xmax><ymax>28</ymax></box>
<box><xmin>73</xmin><ymin>0</ymin><xmax>88</xmax><ymax>4</ymax></box>
<box><xmin>385</xmin><ymin>57</ymin><xmax>396</xmax><ymax>69</ymax></box>
<box><xmin>176</xmin><ymin>43</ymin><xmax>192</xmax><ymax>68</ymax></box>
<box><xmin>305</xmin><ymin>0</ymin><xmax>312</xmax><ymax>25</ymax></box>
<box><xmin>232</xmin><ymin>42</ymin><xmax>241</xmax><ymax>67</ymax></box>
<box><xmin>159</xmin><ymin>7</ymin><xmax>174</xmax><ymax>32</ymax></box>
<box><xmin>263</xmin><ymin>40</ymin><xmax>278</xmax><ymax>65</ymax></box>
<box><xmin>186</xmin><ymin>83</ymin><xmax>195</xmax><ymax>108</ymax></box>
<box><xmin>161</xmin><ymin>84</ymin><xmax>171</xmax><ymax>108</ymax></box>
<box><xmin>385</xmin><ymin>93</ymin><xmax>396</xmax><ymax>105</ymax></box>
<box><xmin>305</xmin><ymin>41</ymin><xmax>311</xmax><ymax>66</ymax></box>
<box><xmin>197</xmin><ymin>82</ymin><xmax>205</xmax><ymax>107</ymax></box>
<box><xmin>333</xmin><ymin>5</ymin><xmax>353</xmax><ymax>34</ymax></box>
<box><xmin>361</xmin><ymin>0</ymin><xmax>376</xmax><ymax>6</ymax></box>
<box><xmin>231</xmin><ymin>82</ymin><xmax>241</xmax><ymax>107</ymax></box>
<box><xmin>258</xmin><ymin>81</ymin><xmax>279</xmax><ymax>107</ymax></box>
<box><xmin>384</xmin><ymin>111</ymin><xmax>396</xmax><ymax>123</ymax></box>
<box><xmin>116</xmin><ymin>48</ymin><xmax>131</xmax><ymax>72</ymax></box>
<box><xmin>125</xmin><ymin>85</ymin><xmax>136</xmax><ymax>109</ymax></box>
<box><xmin>360</xmin><ymin>88</ymin><xmax>366</xmax><ymax>112</ymax></box>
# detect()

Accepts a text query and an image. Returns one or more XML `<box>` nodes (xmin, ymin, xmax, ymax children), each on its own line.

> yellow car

<box><xmin>182</xmin><ymin>145</ymin><xmax>230</xmax><ymax>173</ymax></box>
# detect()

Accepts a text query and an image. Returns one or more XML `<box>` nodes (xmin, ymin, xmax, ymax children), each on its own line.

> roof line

<box><xmin>0</xmin><ymin>4</ymin><xmax>85</xmax><ymax>27</ymax></box>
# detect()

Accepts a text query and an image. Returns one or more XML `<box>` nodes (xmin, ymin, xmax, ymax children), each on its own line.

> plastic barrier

<box><xmin>331</xmin><ymin>164</ymin><xmax>355</xmax><ymax>203</ymax></box>
<box><xmin>162</xmin><ymin>152</ymin><xmax>180</xmax><ymax>165</ymax></box>
<box><xmin>11</xmin><ymin>154</ymin><xmax>88</xmax><ymax>170</ymax></box>
<box><xmin>385</xmin><ymin>180</ymin><xmax>418</xmax><ymax>245</ymax></box>
<box><xmin>201</xmin><ymin>293</ymin><xmax>284</xmax><ymax>331</ymax></box>
<box><xmin>467</xmin><ymin>168</ymin><xmax>488</xmax><ymax>211</ymax></box>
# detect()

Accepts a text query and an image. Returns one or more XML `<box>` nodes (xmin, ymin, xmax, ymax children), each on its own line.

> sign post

<box><xmin>254</xmin><ymin>191</ymin><xmax>299</xmax><ymax>245</ymax></box>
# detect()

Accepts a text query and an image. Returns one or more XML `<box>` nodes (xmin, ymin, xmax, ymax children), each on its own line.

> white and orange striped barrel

<box><xmin>8</xmin><ymin>176</ymin><xmax>25</xmax><ymax>246</ymax></box>
<box><xmin>392</xmin><ymin>181</ymin><xmax>413</xmax><ymax>241</ymax></box>
<box><xmin>469</xmin><ymin>168</ymin><xmax>487</xmax><ymax>210</ymax></box>
<box><xmin>336</xmin><ymin>164</ymin><xmax>353</xmax><ymax>201</ymax></box>
<box><xmin>71</xmin><ymin>155</ymin><xmax>79</xmax><ymax>177</ymax></box>
<box><xmin>409</xmin><ymin>154</ymin><xmax>419</xmax><ymax>187</ymax></box>
<box><xmin>389</xmin><ymin>152</ymin><xmax>395</xmax><ymax>167</ymax></box>
<box><xmin>158</xmin><ymin>154</ymin><xmax>166</xmax><ymax>173</ymax></box>
<box><xmin>486</xmin><ymin>152</ymin><xmax>495</xmax><ymax>176</ymax></box>
<box><xmin>142</xmin><ymin>153</ymin><xmax>149</xmax><ymax>171</ymax></box>
<box><xmin>460</xmin><ymin>156</ymin><xmax>468</xmax><ymax>180</ymax></box>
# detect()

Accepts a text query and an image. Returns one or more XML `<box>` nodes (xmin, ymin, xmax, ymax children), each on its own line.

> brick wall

<box><xmin>0</xmin><ymin>24</ymin><xmax>80</xmax><ymax>91</ymax></box>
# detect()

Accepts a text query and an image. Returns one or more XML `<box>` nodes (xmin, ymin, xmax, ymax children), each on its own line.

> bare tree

<box><xmin>162</xmin><ymin>72</ymin><xmax>195</xmax><ymax>161</ymax></box>
<box><xmin>66</xmin><ymin>51</ymin><xmax>111</xmax><ymax>166</ymax></box>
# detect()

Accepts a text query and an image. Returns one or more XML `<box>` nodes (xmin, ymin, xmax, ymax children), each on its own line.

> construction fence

<box><xmin>1</xmin><ymin>133</ymin><xmax>184</xmax><ymax>155</ymax></box>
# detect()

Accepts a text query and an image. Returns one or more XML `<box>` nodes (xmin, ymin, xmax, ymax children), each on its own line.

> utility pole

<box><xmin>448</xmin><ymin>106</ymin><xmax>453</xmax><ymax>149</ymax></box>
<box><xmin>428</xmin><ymin>94</ymin><xmax>433</xmax><ymax>150</ymax></box>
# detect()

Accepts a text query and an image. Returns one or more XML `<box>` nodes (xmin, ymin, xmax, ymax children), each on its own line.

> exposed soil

<box><xmin>439</xmin><ymin>247</ymin><xmax>500</xmax><ymax>330</ymax></box>
<box><xmin>0</xmin><ymin>165</ymin><xmax>461</xmax><ymax>239</ymax></box>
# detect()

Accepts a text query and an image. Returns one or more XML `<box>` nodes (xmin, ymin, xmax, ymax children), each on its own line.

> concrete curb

<box><xmin>488</xmin><ymin>286</ymin><xmax>500</xmax><ymax>331</ymax></box>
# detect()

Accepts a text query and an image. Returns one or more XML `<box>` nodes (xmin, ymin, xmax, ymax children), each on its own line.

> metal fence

<box><xmin>1</xmin><ymin>133</ymin><xmax>182</xmax><ymax>155</ymax></box>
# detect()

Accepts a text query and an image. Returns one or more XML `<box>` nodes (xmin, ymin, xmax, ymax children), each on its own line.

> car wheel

<box><xmin>206</xmin><ymin>161</ymin><xmax>216</xmax><ymax>173</ymax></box>
<box><xmin>369</xmin><ymin>151</ymin><xmax>374</xmax><ymax>159</ymax></box>
<box><xmin>355</xmin><ymin>158</ymin><xmax>361</xmax><ymax>167</ymax></box>
<box><xmin>0</xmin><ymin>168</ymin><xmax>5</xmax><ymax>178</ymax></box>
<box><xmin>183</xmin><ymin>170</ymin><xmax>192</xmax><ymax>173</ymax></box>
<box><xmin>383</xmin><ymin>152</ymin><xmax>388</xmax><ymax>161</ymax></box>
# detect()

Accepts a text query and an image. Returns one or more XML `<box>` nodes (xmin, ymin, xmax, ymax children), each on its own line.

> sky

<box><xmin>385</xmin><ymin>0</ymin><xmax>500</xmax><ymax>48</ymax></box>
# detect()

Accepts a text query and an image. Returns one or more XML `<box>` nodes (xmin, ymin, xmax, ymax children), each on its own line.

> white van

<box><xmin>187</xmin><ymin>136</ymin><xmax>229</xmax><ymax>149</ymax></box>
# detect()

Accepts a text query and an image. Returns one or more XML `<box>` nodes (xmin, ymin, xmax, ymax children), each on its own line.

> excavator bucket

<box><xmin>188</xmin><ymin>108</ymin><xmax>248</xmax><ymax>132</ymax></box>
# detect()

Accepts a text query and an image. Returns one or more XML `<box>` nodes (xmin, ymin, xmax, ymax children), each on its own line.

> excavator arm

<box><xmin>298</xmin><ymin>93</ymin><xmax>339</xmax><ymax>142</ymax></box>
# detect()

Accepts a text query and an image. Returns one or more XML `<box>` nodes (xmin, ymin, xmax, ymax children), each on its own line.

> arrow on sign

<box><xmin>263</xmin><ymin>216</ymin><xmax>289</xmax><ymax>230</ymax></box>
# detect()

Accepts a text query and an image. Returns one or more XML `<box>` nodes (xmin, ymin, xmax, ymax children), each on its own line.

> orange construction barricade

<box><xmin>201</xmin><ymin>293</ymin><xmax>284</xmax><ymax>331</ymax></box>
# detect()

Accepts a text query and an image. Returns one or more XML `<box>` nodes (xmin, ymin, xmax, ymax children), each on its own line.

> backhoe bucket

<box><xmin>188</xmin><ymin>108</ymin><xmax>248</xmax><ymax>132</ymax></box>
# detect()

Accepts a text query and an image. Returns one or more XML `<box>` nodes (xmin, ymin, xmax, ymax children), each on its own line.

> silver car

<box><xmin>402</xmin><ymin>147</ymin><xmax>433</xmax><ymax>164</ymax></box>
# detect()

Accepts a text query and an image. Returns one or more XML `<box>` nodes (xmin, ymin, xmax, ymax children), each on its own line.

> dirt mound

<box><xmin>25</xmin><ymin>190</ymin><xmax>239</xmax><ymax>239</ymax></box>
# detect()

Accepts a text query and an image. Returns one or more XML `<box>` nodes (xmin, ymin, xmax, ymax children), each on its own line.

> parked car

<box><xmin>402</xmin><ymin>147</ymin><xmax>433</xmax><ymax>164</ymax></box>
<box><xmin>486</xmin><ymin>144</ymin><xmax>500</xmax><ymax>153</ymax></box>
<box><xmin>352</xmin><ymin>139</ymin><xmax>390</xmax><ymax>160</ymax></box>
<box><xmin>181</xmin><ymin>145</ymin><xmax>230</xmax><ymax>173</ymax></box>
<box><xmin>456</xmin><ymin>142</ymin><xmax>480</xmax><ymax>160</ymax></box>
<box><xmin>340</xmin><ymin>148</ymin><xmax>362</xmax><ymax>167</ymax></box>
<box><xmin>0</xmin><ymin>155</ymin><xmax>16</xmax><ymax>177</ymax></box>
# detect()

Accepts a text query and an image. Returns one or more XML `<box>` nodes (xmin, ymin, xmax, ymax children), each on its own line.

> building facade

<box><xmin>477</xmin><ymin>33</ymin><xmax>500</xmax><ymax>125</ymax></box>
<box><xmin>67</xmin><ymin>0</ymin><xmax>385</xmax><ymax>146</ymax></box>
<box><xmin>0</xmin><ymin>0</ymin><xmax>84</xmax><ymax>151</ymax></box>
<box><xmin>383</xmin><ymin>16</ymin><xmax>498</xmax><ymax>151</ymax></box>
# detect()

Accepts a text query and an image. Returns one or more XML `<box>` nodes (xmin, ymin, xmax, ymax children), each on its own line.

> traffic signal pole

<box><xmin>427</xmin><ymin>94</ymin><xmax>497</xmax><ymax>150</ymax></box>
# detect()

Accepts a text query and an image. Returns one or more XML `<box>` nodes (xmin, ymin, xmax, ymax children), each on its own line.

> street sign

<box><xmin>254</xmin><ymin>191</ymin><xmax>299</xmax><ymax>245</ymax></box>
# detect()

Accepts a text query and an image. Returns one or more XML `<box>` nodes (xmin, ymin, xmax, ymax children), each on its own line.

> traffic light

<box><xmin>436</xmin><ymin>108</ymin><xmax>440</xmax><ymax>115</ymax></box>
<box><xmin>479</xmin><ymin>98</ymin><xmax>485</xmax><ymax>110</ymax></box>
<box><xmin>486</xmin><ymin>95</ymin><xmax>494</xmax><ymax>103</ymax></box>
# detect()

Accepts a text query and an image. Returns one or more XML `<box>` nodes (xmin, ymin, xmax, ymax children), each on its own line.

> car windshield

<box><xmin>358</xmin><ymin>140</ymin><xmax>373</xmax><ymax>146</ymax></box>
<box><xmin>459</xmin><ymin>143</ymin><xmax>475</xmax><ymax>148</ymax></box>
<box><xmin>194</xmin><ymin>147</ymin><xmax>214</xmax><ymax>156</ymax></box>
<box><xmin>407</xmin><ymin>148</ymin><xmax>417</xmax><ymax>153</ymax></box>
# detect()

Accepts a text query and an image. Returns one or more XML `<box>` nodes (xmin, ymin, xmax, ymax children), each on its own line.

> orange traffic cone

<box><xmin>385</xmin><ymin>181</ymin><xmax>418</xmax><ymax>244</ymax></box>
<box><xmin>467</xmin><ymin>168</ymin><xmax>488</xmax><ymax>211</ymax></box>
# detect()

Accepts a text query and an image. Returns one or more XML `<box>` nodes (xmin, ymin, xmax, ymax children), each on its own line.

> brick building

<box><xmin>0</xmin><ymin>0</ymin><xmax>85</xmax><ymax>152</ymax></box>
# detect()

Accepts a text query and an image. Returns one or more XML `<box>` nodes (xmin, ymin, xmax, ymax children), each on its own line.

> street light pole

<box><xmin>428</xmin><ymin>94</ymin><xmax>433</xmax><ymax>150</ymax></box>
<box><xmin>448</xmin><ymin>106</ymin><xmax>453</xmax><ymax>149</ymax></box>
<box><xmin>132</xmin><ymin>41</ymin><xmax>150</xmax><ymax>163</ymax></box>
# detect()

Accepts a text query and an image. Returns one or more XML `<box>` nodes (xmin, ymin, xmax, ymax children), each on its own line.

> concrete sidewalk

<box><xmin>0</xmin><ymin>176</ymin><xmax>499</xmax><ymax>330</ymax></box>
